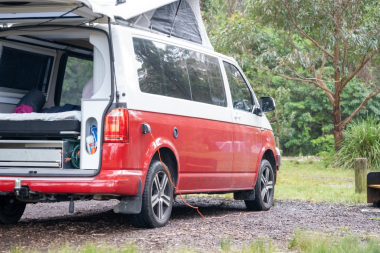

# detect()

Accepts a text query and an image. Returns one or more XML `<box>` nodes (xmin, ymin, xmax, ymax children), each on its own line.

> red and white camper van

<box><xmin>0</xmin><ymin>0</ymin><xmax>280</xmax><ymax>228</ymax></box>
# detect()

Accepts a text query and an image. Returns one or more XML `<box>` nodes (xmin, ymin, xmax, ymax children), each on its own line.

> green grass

<box><xmin>10</xmin><ymin>243</ymin><xmax>137</xmax><ymax>253</ymax></box>
<box><xmin>9</xmin><ymin>232</ymin><xmax>380</xmax><ymax>253</ymax></box>
<box><xmin>288</xmin><ymin>230</ymin><xmax>380</xmax><ymax>253</ymax></box>
<box><xmin>242</xmin><ymin>239</ymin><xmax>275</xmax><ymax>253</ymax></box>
<box><xmin>275</xmin><ymin>160</ymin><xmax>366</xmax><ymax>204</ymax></box>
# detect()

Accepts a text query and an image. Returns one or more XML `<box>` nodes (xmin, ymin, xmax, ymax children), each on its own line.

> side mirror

<box><xmin>260</xmin><ymin>97</ymin><xmax>276</xmax><ymax>113</ymax></box>
<box><xmin>253</xmin><ymin>107</ymin><xmax>263</xmax><ymax>117</ymax></box>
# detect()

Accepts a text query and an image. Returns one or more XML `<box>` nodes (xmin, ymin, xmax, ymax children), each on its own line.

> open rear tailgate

<box><xmin>0</xmin><ymin>0</ymin><xmax>112</xmax><ymax>25</ymax></box>
<box><xmin>0</xmin><ymin>0</ymin><xmax>183</xmax><ymax>26</ymax></box>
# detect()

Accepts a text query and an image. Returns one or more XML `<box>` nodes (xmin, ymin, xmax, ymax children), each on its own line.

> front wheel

<box><xmin>245</xmin><ymin>159</ymin><xmax>275</xmax><ymax>211</ymax></box>
<box><xmin>0</xmin><ymin>197</ymin><xmax>26</xmax><ymax>224</ymax></box>
<box><xmin>131</xmin><ymin>160</ymin><xmax>173</xmax><ymax>228</ymax></box>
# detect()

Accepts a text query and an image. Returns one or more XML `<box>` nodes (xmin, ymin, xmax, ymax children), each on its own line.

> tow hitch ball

<box><xmin>13</xmin><ymin>179</ymin><xmax>29</xmax><ymax>197</ymax></box>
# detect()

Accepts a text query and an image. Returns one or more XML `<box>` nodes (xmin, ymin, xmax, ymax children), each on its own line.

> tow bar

<box><xmin>13</xmin><ymin>179</ymin><xmax>30</xmax><ymax>197</ymax></box>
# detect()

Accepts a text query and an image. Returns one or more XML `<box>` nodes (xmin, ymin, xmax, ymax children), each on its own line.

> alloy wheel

<box><xmin>260</xmin><ymin>165</ymin><xmax>274</xmax><ymax>205</ymax></box>
<box><xmin>151</xmin><ymin>171</ymin><xmax>171</xmax><ymax>221</ymax></box>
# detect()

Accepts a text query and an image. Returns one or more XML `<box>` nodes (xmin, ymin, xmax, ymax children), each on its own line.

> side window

<box><xmin>206</xmin><ymin>56</ymin><xmax>227</xmax><ymax>106</ymax></box>
<box><xmin>134</xmin><ymin>38</ymin><xmax>191</xmax><ymax>100</ymax></box>
<box><xmin>223</xmin><ymin>62</ymin><xmax>253</xmax><ymax>112</ymax></box>
<box><xmin>0</xmin><ymin>46</ymin><xmax>54</xmax><ymax>93</ymax></box>
<box><xmin>60</xmin><ymin>56</ymin><xmax>93</xmax><ymax>106</ymax></box>
<box><xmin>186</xmin><ymin>51</ymin><xmax>226</xmax><ymax>106</ymax></box>
<box><xmin>133</xmin><ymin>38</ymin><xmax>227</xmax><ymax>107</ymax></box>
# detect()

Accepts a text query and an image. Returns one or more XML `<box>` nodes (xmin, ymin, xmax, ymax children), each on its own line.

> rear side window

<box><xmin>60</xmin><ymin>56</ymin><xmax>93</xmax><ymax>106</ymax></box>
<box><xmin>223</xmin><ymin>62</ymin><xmax>253</xmax><ymax>112</ymax></box>
<box><xmin>133</xmin><ymin>38</ymin><xmax>226</xmax><ymax>107</ymax></box>
<box><xmin>0</xmin><ymin>46</ymin><xmax>53</xmax><ymax>93</ymax></box>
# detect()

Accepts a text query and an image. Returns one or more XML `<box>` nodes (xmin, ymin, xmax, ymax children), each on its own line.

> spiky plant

<box><xmin>333</xmin><ymin>116</ymin><xmax>380</xmax><ymax>170</ymax></box>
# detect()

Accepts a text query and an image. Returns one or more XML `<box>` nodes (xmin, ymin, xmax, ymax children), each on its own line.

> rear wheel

<box><xmin>245</xmin><ymin>159</ymin><xmax>275</xmax><ymax>211</ymax></box>
<box><xmin>0</xmin><ymin>197</ymin><xmax>26</xmax><ymax>224</ymax></box>
<box><xmin>131</xmin><ymin>160</ymin><xmax>173</xmax><ymax>228</ymax></box>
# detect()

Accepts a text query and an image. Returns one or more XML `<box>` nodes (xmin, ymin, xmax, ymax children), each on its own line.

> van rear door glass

<box><xmin>223</xmin><ymin>62</ymin><xmax>253</xmax><ymax>112</ymax></box>
<box><xmin>133</xmin><ymin>37</ymin><xmax>227</xmax><ymax>107</ymax></box>
<box><xmin>60</xmin><ymin>56</ymin><xmax>93</xmax><ymax>106</ymax></box>
<box><xmin>0</xmin><ymin>46</ymin><xmax>53</xmax><ymax>93</ymax></box>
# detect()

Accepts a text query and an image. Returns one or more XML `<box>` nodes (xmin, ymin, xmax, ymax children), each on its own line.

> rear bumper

<box><xmin>0</xmin><ymin>170</ymin><xmax>143</xmax><ymax>196</ymax></box>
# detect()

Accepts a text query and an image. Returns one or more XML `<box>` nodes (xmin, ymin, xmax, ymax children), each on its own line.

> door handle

<box><xmin>234</xmin><ymin>114</ymin><xmax>241</xmax><ymax>120</ymax></box>
<box><xmin>260</xmin><ymin>128</ymin><xmax>265</xmax><ymax>132</ymax></box>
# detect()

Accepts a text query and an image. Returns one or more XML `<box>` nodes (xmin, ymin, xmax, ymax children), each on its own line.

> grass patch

<box><xmin>288</xmin><ymin>230</ymin><xmax>380</xmax><ymax>253</ymax></box>
<box><xmin>10</xmin><ymin>242</ymin><xmax>137</xmax><ymax>253</ymax></box>
<box><xmin>276</xmin><ymin>160</ymin><xmax>366</xmax><ymax>204</ymax></box>
<box><xmin>220</xmin><ymin>237</ymin><xmax>231</xmax><ymax>252</ymax></box>
<box><xmin>242</xmin><ymin>239</ymin><xmax>275</xmax><ymax>253</ymax></box>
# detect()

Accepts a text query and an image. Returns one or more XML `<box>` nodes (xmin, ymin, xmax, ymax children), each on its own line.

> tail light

<box><xmin>104</xmin><ymin>108</ymin><xmax>128</xmax><ymax>143</ymax></box>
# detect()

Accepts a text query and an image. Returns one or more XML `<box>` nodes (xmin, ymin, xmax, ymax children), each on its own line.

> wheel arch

<box><xmin>152</xmin><ymin>147</ymin><xmax>178</xmax><ymax>187</ymax></box>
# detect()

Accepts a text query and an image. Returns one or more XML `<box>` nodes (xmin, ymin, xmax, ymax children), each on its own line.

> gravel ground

<box><xmin>1</xmin><ymin>197</ymin><xmax>380</xmax><ymax>252</ymax></box>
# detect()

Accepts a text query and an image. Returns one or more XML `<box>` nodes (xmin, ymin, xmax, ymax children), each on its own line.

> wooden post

<box><xmin>275</xmin><ymin>137</ymin><xmax>280</xmax><ymax>149</ymax></box>
<box><xmin>355</xmin><ymin>158</ymin><xmax>367</xmax><ymax>193</ymax></box>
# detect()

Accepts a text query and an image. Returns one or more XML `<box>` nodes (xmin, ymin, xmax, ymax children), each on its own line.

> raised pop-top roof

<box><xmin>0</xmin><ymin>0</ymin><xmax>212</xmax><ymax>49</ymax></box>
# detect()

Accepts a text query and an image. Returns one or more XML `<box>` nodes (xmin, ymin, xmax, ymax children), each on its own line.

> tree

<box><xmin>246</xmin><ymin>0</ymin><xmax>380</xmax><ymax>150</ymax></box>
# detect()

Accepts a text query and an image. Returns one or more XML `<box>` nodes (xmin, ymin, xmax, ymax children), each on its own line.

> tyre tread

<box><xmin>245</xmin><ymin>159</ymin><xmax>274</xmax><ymax>211</ymax></box>
<box><xmin>131</xmin><ymin>160</ymin><xmax>173</xmax><ymax>228</ymax></box>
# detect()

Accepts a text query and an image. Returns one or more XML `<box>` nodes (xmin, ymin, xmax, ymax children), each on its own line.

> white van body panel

<box><xmin>112</xmin><ymin>25</ymin><xmax>272</xmax><ymax>130</ymax></box>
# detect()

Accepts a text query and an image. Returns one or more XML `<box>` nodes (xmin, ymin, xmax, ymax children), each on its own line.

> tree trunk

<box><xmin>333</xmin><ymin>104</ymin><xmax>343</xmax><ymax>151</ymax></box>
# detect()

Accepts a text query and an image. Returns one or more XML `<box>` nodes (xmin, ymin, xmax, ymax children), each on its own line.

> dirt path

<box><xmin>0</xmin><ymin>197</ymin><xmax>380</xmax><ymax>252</ymax></box>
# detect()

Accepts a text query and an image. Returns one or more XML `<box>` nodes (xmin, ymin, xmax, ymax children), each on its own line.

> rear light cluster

<box><xmin>104</xmin><ymin>108</ymin><xmax>129</xmax><ymax>143</ymax></box>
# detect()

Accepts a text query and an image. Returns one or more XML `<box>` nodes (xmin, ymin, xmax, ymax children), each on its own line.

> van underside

<box><xmin>0</xmin><ymin>26</ymin><xmax>112</xmax><ymax>176</ymax></box>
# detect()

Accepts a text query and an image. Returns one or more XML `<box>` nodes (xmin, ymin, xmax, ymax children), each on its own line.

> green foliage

<box><xmin>289</xmin><ymin>230</ymin><xmax>380</xmax><ymax>253</ymax></box>
<box><xmin>311</xmin><ymin>135</ymin><xmax>335</xmax><ymax>157</ymax></box>
<box><xmin>203</xmin><ymin>0</ymin><xmax>380</xmax><ymax>156</ymax></box>
<box><xmin>333</xmin><ymin>116</ymin><xmax>380</xmax><ymax>170</ymax></box>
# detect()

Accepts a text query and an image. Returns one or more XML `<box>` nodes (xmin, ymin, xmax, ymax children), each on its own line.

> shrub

<box><xmin>333</xmin><ymin>116</ymin><xmax>380</xmax><ymax>170</ymax></box>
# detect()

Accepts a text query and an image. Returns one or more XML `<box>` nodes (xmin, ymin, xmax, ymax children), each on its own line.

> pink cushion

<box><xmin>14</xmin><ymin>105</ymin><xmax>33</xmax><ymax>114</ymax></box>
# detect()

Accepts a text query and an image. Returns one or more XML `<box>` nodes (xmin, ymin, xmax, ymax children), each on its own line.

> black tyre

<box><xmin>245</xmin><ymin>159</ymin><xmax>275</xmax><ymax>211</ymax></box>
<box><xmin>131</xmin><ymin>160</ymin><xmax>173</xmax><ymax>228</ymax></box>
<box><xmin>0</xmin><ymin>197</ymin><xmax>26</xmax><ymax>224</ymax></box>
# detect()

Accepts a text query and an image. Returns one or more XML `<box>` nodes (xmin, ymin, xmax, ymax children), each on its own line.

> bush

<box><xmin>333</xmin><ymin>116</ymin><xmax>380</xmax><ymax>170</ymax></box>
<box><xmin>311</xmin><ymin>134</ymin><xmax>335</xmax><ymax>157</ymax></box>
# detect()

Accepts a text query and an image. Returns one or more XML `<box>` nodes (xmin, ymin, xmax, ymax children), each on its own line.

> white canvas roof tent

<box><xmin>0</xmin><ymin>0</ymin><xmax>213</xmax><ymax>49</ymax></box>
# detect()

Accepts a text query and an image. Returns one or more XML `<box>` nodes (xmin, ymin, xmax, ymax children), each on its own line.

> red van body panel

<box><xmin>0</xmin><ymin>110</ymin><xmax>277</xmax><ymax>196</ymax></box>
<box><xmin>0</xmin><ymin>169</ymin><xmax>141</xmax><ymax>196</ymax></box>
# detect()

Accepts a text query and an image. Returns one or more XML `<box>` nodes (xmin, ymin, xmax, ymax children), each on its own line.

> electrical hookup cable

<box><xmin>149</xmin><ymin>132</ymin><xmax>273</xmax><ymax>220</ymax></box>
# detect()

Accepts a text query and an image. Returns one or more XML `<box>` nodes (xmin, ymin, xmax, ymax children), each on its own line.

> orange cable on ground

<box><xmin>149</xmin><ymin>132</ymin><xmax>273</xmax><ymax>220</ymax></box>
